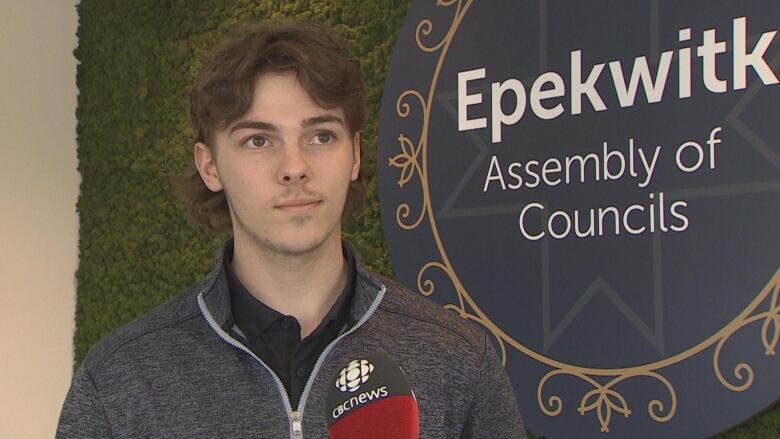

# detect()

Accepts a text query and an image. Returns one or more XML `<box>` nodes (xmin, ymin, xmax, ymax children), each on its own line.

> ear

<box><xmin>194</xmin><ymin>142</ymin><xmax>223</xmax><ymax>192</ymax></box>
<box><xmin>350</xmin><ymin>132</ymin><xmax>361</xmax><ymax>182</ymax></box>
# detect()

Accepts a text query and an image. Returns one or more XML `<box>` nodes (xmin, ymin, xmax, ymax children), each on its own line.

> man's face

<box><xmin>195</xmin><ymin>71</ymin><xmax>360</xmax><ymax>256</ymax></box>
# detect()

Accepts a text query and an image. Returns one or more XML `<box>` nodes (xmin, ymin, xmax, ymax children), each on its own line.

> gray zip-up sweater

<box><xmin>57</xmin><ymin>245</ymin><xmax>526</xmax><ymax>438</ymax></box>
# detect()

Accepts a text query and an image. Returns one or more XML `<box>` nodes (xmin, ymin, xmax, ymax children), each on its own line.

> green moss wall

<box><xmin>74</xmin><ymin>0</ymin><xmax>402</xmax><ymax>363</ymax></box>
<box><xmin>73</xmin><ymin>1</ymin><xmax>775</xmax><ymax>437</ymax></box>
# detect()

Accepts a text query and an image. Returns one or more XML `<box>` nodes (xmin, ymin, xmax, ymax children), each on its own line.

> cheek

<box><xmin>227</xmin><ymin>156</ymin><xmax>267</xmax><ymax>181</ymax></box>
<box><xmin>219</xmin><ymin>161</ymin><xmax>272</xmax><ymax>199</ymax></box>
<box><xmin>329</xmin><ymin>157</ymin><xmax>359</xmax><ymax>188</ymax></box>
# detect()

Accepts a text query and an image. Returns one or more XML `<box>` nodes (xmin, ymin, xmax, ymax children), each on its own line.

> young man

<box><xmin>57</xmin><ymin>21</ymin><xmax>525</xmax><ymax>438</ymax></box>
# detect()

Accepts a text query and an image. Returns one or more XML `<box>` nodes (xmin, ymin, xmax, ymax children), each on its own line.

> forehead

<box><xmin>244</xmin><ymin>71</ymin><xmax>345</xmax><ymax>123</ymax></box>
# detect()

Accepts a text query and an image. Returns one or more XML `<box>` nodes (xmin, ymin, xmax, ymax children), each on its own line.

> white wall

<box><xmin>0</xmin><ymin>1</ymin><xmax>79</xmax><ymax>438</ymax></box>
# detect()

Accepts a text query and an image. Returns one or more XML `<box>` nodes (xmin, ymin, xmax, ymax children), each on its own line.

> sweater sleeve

<box><xmin>56</xmin><ymin>363</ymin><xmax>112</xmax><ymax>438</ymax></box>
<box><xmin>461</xmin><ymin>338</ymin><xmax>527</xmax><ymax>438</ymax></box>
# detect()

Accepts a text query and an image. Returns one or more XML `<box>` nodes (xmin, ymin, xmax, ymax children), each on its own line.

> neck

<box><xmin>231</xmin><ymin>232</ymin><xmax>347</xmax><ymax>338</ymax></box>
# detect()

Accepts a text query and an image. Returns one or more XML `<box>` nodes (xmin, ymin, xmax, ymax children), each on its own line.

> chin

<box><xmin>266</xmin><ymin>238</ymin><xmax>327</xmax><ymax>256</ymax></box>
<box><xmin>253</xmin><ymin>227</ymin><xmax>339</xmax><ymax>257</ymax></box>
<box><xmin>232</xmin><ymin>205</ymin><xmax>342</xmax><ymax>257</ymax></box>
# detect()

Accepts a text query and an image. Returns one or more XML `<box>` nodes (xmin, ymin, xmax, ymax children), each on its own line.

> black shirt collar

<box><xmin>224</xmin><ymin>241</ymin><xmax>358</xmax><ymax>337</ymax></box>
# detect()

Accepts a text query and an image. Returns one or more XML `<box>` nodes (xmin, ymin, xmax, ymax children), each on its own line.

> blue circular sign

<box><xmin>377</xmin><ymin>1</ymin><xmax>780</xmax><ymax>437</ymax></box>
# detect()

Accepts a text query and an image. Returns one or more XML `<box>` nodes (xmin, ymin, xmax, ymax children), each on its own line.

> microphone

<box><xmin>325</xmin><ymin>350</ymin><xmax>419</xmax><ymax>438</ymax></box>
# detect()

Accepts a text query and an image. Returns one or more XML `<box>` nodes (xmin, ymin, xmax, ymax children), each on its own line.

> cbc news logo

<box><xmin>336</xmin><ymin>359</ymin><xmax>374</xmax><ymax>392</ymax></box>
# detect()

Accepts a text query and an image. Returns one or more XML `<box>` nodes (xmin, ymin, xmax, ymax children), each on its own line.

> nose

<box><xmin>277</xmin><ymin>144</ymin><xmax>310</xmax><ymax>184</ymax></box>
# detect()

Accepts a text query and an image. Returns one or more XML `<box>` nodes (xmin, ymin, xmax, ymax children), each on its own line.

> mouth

<box><xmin>274</xmin><ymin>197</ymin><xmax>323</xmax><ymax>214</ymax></box>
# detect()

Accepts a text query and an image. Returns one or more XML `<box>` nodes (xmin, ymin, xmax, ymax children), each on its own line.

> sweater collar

<box><xmin>199</xmin><ymin>239</ymin><xmax>384</xmax><ymax>330</ymax></box>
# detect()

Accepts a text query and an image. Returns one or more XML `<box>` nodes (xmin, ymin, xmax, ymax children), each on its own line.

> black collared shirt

<box><xmin>223</xmin><ymin>244</ymin><xmax>357</xmax><ymax>409</ymax></box>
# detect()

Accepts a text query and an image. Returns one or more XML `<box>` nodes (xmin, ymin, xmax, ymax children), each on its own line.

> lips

<box><xmin>274</xmin><ymin>197</ymin><xmax>323</xmax><ymax>213</ymax></box>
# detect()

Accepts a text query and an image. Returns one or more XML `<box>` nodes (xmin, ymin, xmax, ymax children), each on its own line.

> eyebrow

<box><xmin>228</xmin><ymin>114</ymin><xmax>345</xmax><ymax>135</ymax></box>
<box><xmin>301</xmin><ymin>115</ymin><xmax>345</xmax><ymax>129</ymax></box>
<box><xmin>229</xmin><ymin>120</ymin><xmax>277</xmax><ymax>134</ymax></box>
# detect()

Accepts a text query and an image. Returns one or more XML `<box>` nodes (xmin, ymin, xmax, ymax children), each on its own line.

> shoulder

<box><xmin>369</xmin><ymin>272</ymin><xmax>490</xmax><ymax>360</ymax></box>
<box><xmin>80</xmin><ymin>282</ymin><xmax>203</xmax><ymax>380</ymax></box>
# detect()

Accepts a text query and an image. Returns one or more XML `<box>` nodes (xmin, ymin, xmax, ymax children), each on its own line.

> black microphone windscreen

<box><xmin>325</xmin><ymin>350</ymin><xmax>419</xmax><ymax>438</ymax></box>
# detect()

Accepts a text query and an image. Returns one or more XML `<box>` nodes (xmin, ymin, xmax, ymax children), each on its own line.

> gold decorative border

<box><xmin>387</xmin><ymin>0</ymin><xmax>780</xmax><ymax>432</ymax></box>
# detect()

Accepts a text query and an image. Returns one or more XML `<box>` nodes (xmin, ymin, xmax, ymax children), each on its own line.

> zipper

<box><xmin>197</xmin><ymin>284</ymin><xmax>386</xmax><ymax>439</ymax></box>
<box><xmin>196</xmin><ymin>294</ymin><xmax>296</xmax><ymax>436</ymax></box>
<box><xmin>291</xmin><ymin>411</ymin><xmax>303</xmax><ymax>438</ymax></box>
<box><xmin>294</xmin><ymin>285</ymin><xmax>387</xmax><ymax>422</ymax></box>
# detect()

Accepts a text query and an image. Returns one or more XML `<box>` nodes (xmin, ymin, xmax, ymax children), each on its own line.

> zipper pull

<box><xmin>292</xmin><ymin>410</ymin><xmax>303</xmax><ymax>438</ymax></box>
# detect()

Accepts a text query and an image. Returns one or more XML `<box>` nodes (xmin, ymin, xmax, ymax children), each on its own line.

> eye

<box><xmin>311</xmin><ymin>132</ymin><xmax>335</xmax><ymax>145</ymax></box>
<box><xmin>242</xmin><ymin>135</ymin><xmax>268</xmax><ymax>149</ymax></box>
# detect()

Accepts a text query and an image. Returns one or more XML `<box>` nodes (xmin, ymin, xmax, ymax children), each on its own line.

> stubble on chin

<box><xmin>227</xmin><ymin>194</ymin><xmax>339</xmax><ymax>257</ymax></box>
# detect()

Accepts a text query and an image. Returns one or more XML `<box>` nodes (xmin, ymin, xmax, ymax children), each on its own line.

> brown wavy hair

<box><xmin>176</xmin><ymin>20</ymin><xmax>366</xmax><ymax>232</ymax></box>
